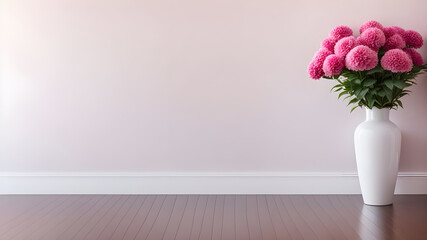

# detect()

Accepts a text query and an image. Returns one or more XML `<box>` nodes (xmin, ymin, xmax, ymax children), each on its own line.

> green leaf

<box><xmin>384</xmin><ymin>79</ymin><xmax>394</xmax><ymax>90</ymax></box>
<box><xmin>383</xmin><ymin>72</ymin><xmax>392</xmax><ymax>79</ymax></box>
<box><xmin>348</xmin><ymin>98</ymin><xmax>359</xmax><ymax>105</ymax></box>
<box><xmin>367</xmin><ymin>97</ymin><xmax>376</xmax><ymax>109</ymax></box>
<box><xmin>350</xmin><ymin>105</ymin><xmax>359</xmax><ymax>113</ymax></box>
<box><xmin>377</xmin><ymin>90</ymin><xmax>386</xmax><ymax>97</ymax></box>
<box><xmin>331</xmin><ymin>84</ymin><xmax>342</xmax><ymax>89</ymax></box>
<box><xmin>356</xmin><ymin>88</ymin><xmax>369</xmax><ymax>99</ymax></box>
<box><xmin>363</xmin><ymin>78</ymin><xmax>377</xmax><ymax>87</ymax></box>
<box><xmin>323</xmin><ymin>62</ymin><xmax>427</xmax><ymax>112</ymax></box>
<box><xmin>354</xmin><ymin>88</ymin><xmax>361</xmax><ymax>97</ymax></box>
<box><xmin>353</xmin><ymin>79</ymin><xmax>362</xmax><ymax>85</ymax></box>
<box><xmin>366</xmin><ymin>67</ymin><xmax>383</xmax><ymax>75</ymax></box>
<box><xmin>338</xmin><ymin>91</ymin><xmax>347</xmax><ymax>99</ymax></box>
<box><xmin>369</xmin><ymin>89</ymin><xmax>378</xmax><ymax>95</ymax></box>
<box><xmin>393</xmin><ymin>80</ymin><xmax>410</xmax><ymax>89</ymax></box>
<box><xmin>385</xmin><ymin>89</ymin><xmax>393</xmax><ymax>102</ymax></box>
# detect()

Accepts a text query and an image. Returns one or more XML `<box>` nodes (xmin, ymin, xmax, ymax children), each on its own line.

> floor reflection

<box><xmin>358</xmin><ymin>201</ymin><xmax>400</xmax><ymax>240</ymax></box>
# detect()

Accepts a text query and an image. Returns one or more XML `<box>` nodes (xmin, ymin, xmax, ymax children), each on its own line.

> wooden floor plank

<box><xmin>188</xmin><ymin>195</ymin><xmax>209</xmax><ymax>240</ymax></box>
<box><xmin>0</xmin><ymin>196</ymin><xmax>68</xmax><ymax>240</ymax></box>
<box><xmin>246</xmin><ymin>195</ymin><xmax>263</xmax><ymax>240</ymax></box>
<box><xmin>41</xmin><ymin>195</ymin><xmax>105</xmax><ymax>240</ymax></box>
<box><xmin>173</xmin><ymin>195</ymin><xmax>199</xmax><ymax>240</ymax></box>
<box><xmin>256</xmin><ymin>195</ymin><xmax>278</xmax><ymax>240</ymax></box>
<box><xmin>161</xmin><ymin>195</ymin><xmax>189</xmax><ymax>240</ymax></box>
<box><xmin>77</xmin><ymin>195</ymin><xmax>125</xmax><ymax>240</ymax></box>
<box><xmin>93</xmin><ymin>195</ymin><xmax>137</xmax><ymax>240</ymax></box>
<box><xmin>121</xmin><ymin>195</ymin><xmax>157</xmax><ymax>240</ymax></box>
<box><xmin>220</xmin><ymin>195</ymin><xmax>236</xmax><ymax>240</ymax></box>
<box><xmin>0</xmin><ymin>196</ymin><xmax>57</xmax><ymax>233</ymax></box>
<box><xmin>264</xmin><ymin>195</ymin><xmax>293</xmax><ymax>240</ymax></box>
<box><xmin>267</xmin><ymin>195</ymin><xmax>303</xmax><ymax>240</ymax></box>
<box><xmin>196</xmin><ymin>195</ymin><xmax>217</xmax><ymax>240</ymax></box>
<box><xmin>234</xmin><ymin>195</ymin><xmax>250</xmax><ymax>240</ymax></box>
<box><xmin>398</xmin><ymin>195</ymin><xmax>427</xmax><ymax>240</ymax></box>
<box><xmin>313</xmin><ymin>196</ymin><xmax>363</xmax><ymax>240</ymax></box>
<box><xmin>324</xmin><ymin>195</ymin><xmax>378</xmax><ymax>240</ymax></box>
<box><xmin>30</xmin><ymin>196</ymin><xmax>90</xmax><ymax>240</ymax></box>
<box><xmin>0</xmin><ymin>195</ymin><xmax>426</xmax><ymax>240</ymax></box>
<box><xmin>60</xmin><ymin>195</ymin><xmax>112</xmax><ymax>240</ymax></box>
<box><xmin>108</xmin><ymin>195</ymin><xmax>146</xmax><ymax>240</ymax></box>
<box><xmin>277</xmin><ymin>195</ymin><xmax>318</xmax><ymax>240</ymax></box>
<box><xmin>145</xmin><ymin>195</ymin><xmax>178</xmax><ymax>240</ymax></box>
<box><xmin>211</xmin><ymin>195</ymin><xmax>225</xmax><ymax>240</ymax></box>
<box><xmin>0</xmin><ymin>195</ymin><xmax>47</xmax><ymax>226</ymax></box>
<box><xmin>133</xmin><ymin>195</ymin><xmax>167</xmax><ymax>240</ymax></box>
<box><xmin>390</xmin><ymin>195</ymin><xmax>427</xmax><ymax>239</ymax></box>
<box><xmin>8</xmin><ymin>196</ymin><xmax>78</xmax><ymax>240</ymax></box>
<box><xmin>288</xmin><ymin>195</ymin><xmax>335</xmax><ymax>240</ymax></box>
<box><xmin>81</xmin><ymin>195</ymin><xmax>135</xmax><ymax>240</ymax></box>
<box><xmin>345</xmin><ymin>195</ymin><xmax>418</xmax><ymax>240</ymax></box>
<box><xmin>333</xmin><ymin>195</ymin><xmax>388</xmax><ymax>240</ymax></box>
<box><xmin>302</xmin><ymin>195</ymin><xmax>348</xmax><ymax>240</ymax></box>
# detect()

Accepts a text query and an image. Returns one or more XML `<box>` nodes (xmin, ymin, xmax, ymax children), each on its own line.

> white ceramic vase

<box><xmin>354</xmin><ymin>107</ymin><xmax>401</xmax><ymax>206</ymax></box>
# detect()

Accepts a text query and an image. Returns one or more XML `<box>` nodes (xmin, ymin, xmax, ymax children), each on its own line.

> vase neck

<box><xmin>366</xmin><ymin>108</ymin><xmax>390</xmax><ymax>121</ymax></box>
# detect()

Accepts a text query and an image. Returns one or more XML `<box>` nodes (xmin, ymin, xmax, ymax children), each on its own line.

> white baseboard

<box><xmin>0</xmin><ymin>172</ymin><xmax>426</xmax><ymax>194</ymax></box>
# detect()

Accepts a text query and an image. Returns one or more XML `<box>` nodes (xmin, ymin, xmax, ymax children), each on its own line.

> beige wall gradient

<box><xmin>1</xmin><ymin>0</ymin><xmax>427</xmax><ymax>173</ymax></box>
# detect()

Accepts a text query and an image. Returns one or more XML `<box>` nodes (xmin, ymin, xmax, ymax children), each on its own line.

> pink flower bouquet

<box><xmin>308</xmin><ymin>20</ymin><xmax>427</xmax><ymax>111</ymax></box>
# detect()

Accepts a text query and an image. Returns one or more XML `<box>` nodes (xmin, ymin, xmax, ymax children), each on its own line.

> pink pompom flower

<box><xmin>382</xmin><ymin>27</ymin><xmax>396</xmax><ymax>38</ymax></box>
<box><xmin>345</xmin><ymin>45</ymin><xmax>378</xmax><ymax>71</ymax></box>
<box><xmin>390</xmin><ymin>26</ymin><xmax>405</xmax><ymax>35</ymax></box>
<box><xmin>308</xmin><ymin>48</ymin><xmax>333</xmax><ymax>79</ymax></box>
<box><xmin>334</xmin><ymin>36</ymin><xmax>356</xmax><ymax>57</ymax></box>
<box><xmin>381</xmin><ymin>49</ymin><xmax>413</xmax><ymax>72</ymax></box>
<box><xmin>382</xmin><ymin>26</ymin><xmax>405</xmax><ymax>38</ymax></box>
<box><xmin>359</xmin><ymin>20</ymin><xmax>384</xmax><ymax>33</ymax></box>
<box><xmin>358</xmin><ymin>27</ymin><xmax>386</xmax><ymax>51</ymax></box>
<box><xmin>312</xmin><ymin>48</ymin><xmax>333</xmax><ymax>63</ymax></box>
<box><xmin>383</xmin><ymin>34</ymin><xmax>406</xmax><ymax>50</ymax></box>
<box><xmin>329</xmin><ymin>26</ymin><xmax>353</xmax><ymax>41</ymax></box>
<box><xmin>404</xmin><ymin>30</ymin><xmax>423</xmax><ymax>48</ymax></box>
<box><xmin>322</xmin><ymin>37</ymin><xmax>337</xmax><ymax>53</ymax></box>
<box><xmin>323</xmin><ymin>55</ymin><xmax>344</xmax><ymax>76</ymax></box>
<box><xmin>308</xmin><ymin>61</ymin><xmax>324</xmax><ymax>79</ymax></box>
<box><xmin>404</xmin><ymin>48</ymin><xmax>423</xmax><ymax>66</ymax></box>
<box><xmin>354</xmin><ymin>37</ymin><xmax>362</xmax><ymax>46</ymax></box>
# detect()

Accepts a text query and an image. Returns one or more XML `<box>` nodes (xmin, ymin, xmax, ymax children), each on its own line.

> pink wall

<box><xmin>1</xmin><ymin>0</ymin><xmax>427</xmax><ymax>173</ymax></box>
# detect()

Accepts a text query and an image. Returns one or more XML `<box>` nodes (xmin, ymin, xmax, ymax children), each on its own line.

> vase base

<box><xmin>363</xmin><ymin>202</ymin><xmax>393</xmax><ymax>206</ymax></box>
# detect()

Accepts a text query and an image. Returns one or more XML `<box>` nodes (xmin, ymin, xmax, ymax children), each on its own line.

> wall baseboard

<box><xmin>0</xmin><ymin>172</ymin><xmax>426</xmax><ymax>194</ymax></box>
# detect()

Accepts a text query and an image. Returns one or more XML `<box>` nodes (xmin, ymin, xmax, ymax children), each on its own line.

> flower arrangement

<box><xmin>308</xmin><ymin>20</ymin><xmax>427</xmax><ymax>112</ymax></box>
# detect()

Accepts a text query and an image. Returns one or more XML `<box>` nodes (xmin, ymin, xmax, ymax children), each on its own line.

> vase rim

<box><xmin>365</xmin><ymin>107</ymin><xmax>391</xmax><ymax>114</ymax></box>
<box><xmin>366</xmin><ymin>107</ymin><xmax>390</xmax><ymax>120</ymax></box>
<box><xmin>365</xmin><ymin>107</ymin><xmax>391</xmax><ymax>110</ymax></box>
